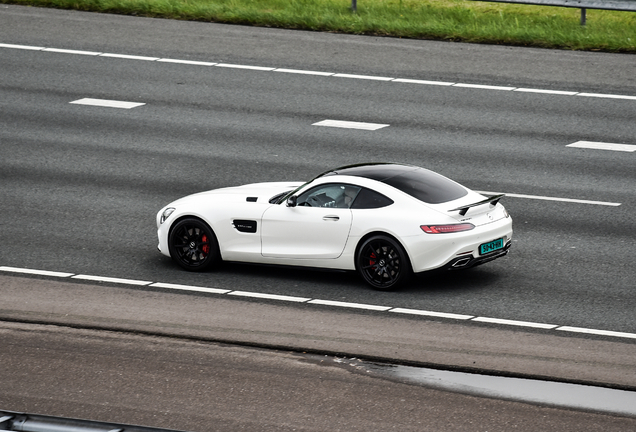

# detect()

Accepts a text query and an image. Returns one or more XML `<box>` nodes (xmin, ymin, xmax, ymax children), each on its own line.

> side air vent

<box><xmin>233</xmin><ymin>220</ymin><xmax>257</xmax><ymax>233</ymax></box>
<box><xmin>246</xmin><ymin>197</ymin><xmax>258</xmax><ymax>202</ymax></box>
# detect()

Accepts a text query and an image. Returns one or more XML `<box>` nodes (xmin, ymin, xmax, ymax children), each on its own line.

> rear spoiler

<box><xmin>449</xmin><ymin>194</ymin><xmax>505</xmax><ymax>216</ymax></box>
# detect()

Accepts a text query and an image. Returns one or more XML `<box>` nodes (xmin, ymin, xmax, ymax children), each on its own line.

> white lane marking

<box><xmin>0</xmin><ymin>43</ymin><xmax>44</xmax><ymax>50</ymax></box>
<box><xmin>70</xmin><ymin>98</ymin><xmax>146</xmax><ymax>109</ymax></box>
<box><xmin>100</xmin><ymin>53</ymin><xmax>159</xmax><ymax>61</ymax></box>
<box><xmin>150</xmin><ymin>282</ymin><xmax>230</xmax><ymax>294</ymax></box>
<box><xmin>390</xmin><ymin>308</ymin><xmax>474</xmax><ymax>320</ymax></box>
<box><xmin>472</xmin><ymin>317</ymin><xmax>558</xmax><ymax>329</ymax></box>
<box><xmin>557</xmin><ymin>326</ymin><xmax>636</xmax><ymax>339</ymax></box>
<box><xmin>393</xmin><ymin>78</ymin><xmax>454</xmax><ymax>86</ymax></box>
<box><xmin>4</xmin><ymin>42</ymin><xmax>636</xmax><ymax>101</ymax></box>
<box><xmin>215</xmin><ymin>63</ymin><xmax>276</xmax><ymax>71</ymax></box>
<box><xmin>477</xmin><ymin>191</ymin><xmax>621</xmax><ymax>207</ymax></box>
<box><xmin>43</xmin><ymin>48</ymin><xmax>101</xmax><ymax>56</ymax></box>
<box><xmin>157</xmin><ymin>58</ymin><xmax>217</xmax><ymax>66</ymax></box>
<box><xmin>228</xmin><ymin>291</ymin><xmax>311</xmax><ymax>302</ymax></box>
<box><xmin>274</xmin><ymin>68</ymin><xmax>335</xmax><ymax>76</ymax></box>
<box><xmin>453</xmin><ymin>83</ymin><xmax>516</xmax><ymax>91</ymax></box>
<box><xmin>333</xmin><ymin>73</ymin><xmax>394</xmax><ymax>81</ymax></box>
<box><xmin>514</xmin><ymin>88</ymin><xmax>578</xmax><ymax>95</ymax></box>
<box><xmin>567</xmin><ymin>141</ymin><xmax>636</xmax><ymax>152</ymax></box>
<box><xmin>313</xmin><ymin>119</ymin><xmax>390</xmax><ymax>130</ymax></box>
<box><xmin>308</xmin><ymin>299</ymin><xmax>392</xmax><ymax>311</ymax></box>
<box><xmin>577</xmin><ymin>93</ymin><xmax>636</xmax><ymax>101</ymax></box>
<box><xmin>3</xmin><ymin>265</ymin><xmax>636</xmax><ymax>340</ymax></box>
<box><xmin>0</xmin><ymin>266</ymin><xmax>74</xmax><ymax>277</ymax></box>
<box><xmin>71</xmin><ymin>274</ymin><xmax>153</xmax><ymax>286</ymax></box>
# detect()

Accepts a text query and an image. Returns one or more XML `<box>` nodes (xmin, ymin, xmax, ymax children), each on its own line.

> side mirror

<box><xmin>287</xmin><ymin>195</ymin><xmax>297</xmax><ymax>207</ymax></box>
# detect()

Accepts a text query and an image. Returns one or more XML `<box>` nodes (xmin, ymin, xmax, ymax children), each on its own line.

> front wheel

<box><xmin>168</xmin><ymin>218</ymin><xmax>220</xmax><ymax>272</ymax></box>
<box><xmin>356</xmin><ymin>235</ymin><xmax>411</xmax><ymax>290</ymax></box>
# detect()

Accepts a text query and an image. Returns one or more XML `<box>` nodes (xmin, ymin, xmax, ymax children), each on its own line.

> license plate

<box><xmin>479</xmin><ymin>238</ymin><xmax>504</xmax><ymax>255</ymax></box>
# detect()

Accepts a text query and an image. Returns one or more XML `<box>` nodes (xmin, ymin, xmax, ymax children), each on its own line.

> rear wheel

<box><xmin>168</xmin><ymin>218</ymin><xmax>220</xmax><ymax>271</ymax></box>
<box><xmin>356</xmin><ymin>235</ymin><xmax>411</xmax><ymax>290</ymax></box>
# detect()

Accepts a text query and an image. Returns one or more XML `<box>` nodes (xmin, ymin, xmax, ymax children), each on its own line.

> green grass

<box><xmin>3</xmin><ymin>0</ymin><xmax>636</xmax><ymax>52</ymax></box>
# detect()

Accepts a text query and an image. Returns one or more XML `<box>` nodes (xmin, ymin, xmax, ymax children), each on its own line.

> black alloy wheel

<box><xmin>356</xmin><ymin>235</ymin><xmax>411</xmax><ymax>290</ymax></box>
<box><xmin>168</xmin><ymin>218</ymin><xmax>220</xmax><ymax>271</ymax></box>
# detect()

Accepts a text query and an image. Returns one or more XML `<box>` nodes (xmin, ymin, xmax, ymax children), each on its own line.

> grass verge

<box><xmin>2</xmin><ymin>0</ymin><xmax>635</xmax><ymax>52</ymax></box>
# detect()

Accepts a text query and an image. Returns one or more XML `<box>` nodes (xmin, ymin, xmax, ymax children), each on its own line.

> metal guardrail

<box><xmin>469</xmin><ymin>0</ymin><xmax>636</xmax><ymax>25</ymax></box>
<box><xmin>0</xmin><ymin>411</ymin><xmax>187</xmax><ymax>432</ymax></box>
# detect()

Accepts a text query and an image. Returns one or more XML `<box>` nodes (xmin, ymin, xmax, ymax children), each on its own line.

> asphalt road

<box><xmin>1</xmin><ymin>5</ymin><xmax>635</xmax><ymax>332</ymax></box>
<box><xmin>1</xmin><ymin>5</ymin><xmax>635</xmax><ymax>429</ymax></box>
<box><xmin>3</xmin><ymin>321</ymin><xmax>636</xmax><ymax>432</ymax></box>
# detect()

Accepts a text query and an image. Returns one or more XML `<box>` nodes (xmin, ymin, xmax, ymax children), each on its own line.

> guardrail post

<box><xmin>351</xmin><ymin>0</ymin><xmax>357</xmax><ymax>13</ymax></box>
<box><xmin>580</xmin><ymin>7</ymin><xmax>586</xmax><ymax>25</ymax></box>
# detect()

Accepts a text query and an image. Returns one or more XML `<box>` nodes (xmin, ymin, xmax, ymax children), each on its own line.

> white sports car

<box><xmin>157</xmin><ymin>163</ymin><xmax>512</xmax><ymax>290</ymax></box>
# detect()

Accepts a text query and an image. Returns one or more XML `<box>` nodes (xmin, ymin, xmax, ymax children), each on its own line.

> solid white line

<box><xmin>3</xmin><ymin>43</ymin><xmax>636</xmax><ymax>102</ymax></box>
<box><xmin>215</xmin><ymin>63</ymin><xmax>276</xmax><ymax>71</ymax></box>
<box><xmin>514</xmin><ymin>88</ymin><xmax>578</xmax><ymax>95</ymax></box>
<box><xmin>228</xmin><ymin>291</ymin><xmax>310</xmax><ymax>302</ymax></box>
<box><xmin>308</xmin><ymin>299</ymin><xmax>392</xmax><ymax>311</ymax></box>
<box><xmin>333</xmin><ymin>73</ymin><xmax>394</xmax><ymax>81</ymax></box>
<box><xmin>389</xmin><ymin>308</ymin><xmax>474</xmax><ymax>320</ymax></box>
<box><xmin>72</xmin><ymin>274</ymin><xmax>153</xmax><ymax>286</ymax></box>
<box><xmin>393</xmin><ymin>78</ymin><xmax>454</xmax><ymax>86</ymax></box>
<box><xmin>43</xmin><ymin>48</ymin><xmax>101</xmax><ymax>56</ymax></box>
<box><xmin>100</xmin><ymin>53</ymin><xmax>159</xmax><ymax>61</ymax></box>
<box><xmin>150</xmin><ymin>282</ymin><xmax>230</xmax><ymax>294</ymax></box>
<box><xmin>4</xmin><ymin>265</ymin><xmax>636</xmax><ymax>340</ymax></box>
<box><xmin>70</xmin><ymin>98</ymin><xmax>146</xmax><ymax>109</ymax></box>
<box><xmin>476</xmin><ymin>191</ymin><xmax>621</xmax><ymax>207</ymax></box>
<box><xmin>274</xmin><ymin>68</ymin><xmax>334</xmax><ymax>76</ymax></box>
<box><xmin>0</xmin><ymin>43</ymin><xmax>44</xmax><ymax>50</ymax></box>
<box><xmin>567</xmin><ymin>141</ymin><xmax>636</xmax><ymax>152</ymax></box>
<box><xmin>472</xmin><ymin>317</ymin><xmax>558</xmax><ymax>329</ymax></box>
<box><xmin>157</xmin><ymin>58</ymin><xmax>217</xmax><ymax>66</ymax></box>
<box><xmin>557</xmin><ymin>326</ymin><xmax>636</xmax><ymax>339</ymax></box>
<box><xmin>453</xmin><ymin>83</ymin><xmax>516</xmax><ymax>91</ymax></box>
<box><xmin>313</xmin><ymin>119</ymin><xmax>390</xmax><ymax>130</ymax></box>
<box><xmin>577</xmin><ymin>93</ymin><xmax>636</xmax><ymax>100</ymax></box>
<box><xmin>0</xmin><ymin>266</ymin><xmax>74</xmax><ymax>278</ymax></box>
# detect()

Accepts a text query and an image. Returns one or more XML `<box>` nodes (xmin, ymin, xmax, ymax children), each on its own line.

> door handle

<box><xmin>323</xmin><ymin>215</ymin><xmax>339</xmax><ymax>221</ymax></box>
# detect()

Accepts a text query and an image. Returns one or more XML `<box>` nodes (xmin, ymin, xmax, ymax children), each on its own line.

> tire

<box><xmin>356</xmin><ymin>235</ymin><xmax>411</xmax><ymax>290</ymax></box>
<box><xmin>168</xmin><ymin>218</ymin><xmax>220</xmax><ymax>272</ymax></box>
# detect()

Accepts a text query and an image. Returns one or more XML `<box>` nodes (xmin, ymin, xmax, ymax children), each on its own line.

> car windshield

<box><xmin>322</xmin><ymin>164</ymin><xmax>468</xmax><ymax>204</ymax></box>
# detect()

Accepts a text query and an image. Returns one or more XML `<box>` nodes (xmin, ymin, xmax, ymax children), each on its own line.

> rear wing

<box><xmin>449</xmin><ymin>194</ymin><xmax>505</xmax><ymax>216</ymax></box>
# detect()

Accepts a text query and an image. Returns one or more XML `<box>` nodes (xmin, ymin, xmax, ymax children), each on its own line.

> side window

<box><xmin>297</xmin><ymin>184</ymin><xmax>361</xmax><ymax>209</ymax></box>
<box><xmin>351</xmin><ymin>188</ymin><xmax>394</xmax><ymax>209</ymax></box>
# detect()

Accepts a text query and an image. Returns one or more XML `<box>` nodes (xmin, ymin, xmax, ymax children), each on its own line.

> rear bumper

<box><xmin>442</xmin><ymin>240</ymin><xmax>512</xmax><ymax>270</ymax></box>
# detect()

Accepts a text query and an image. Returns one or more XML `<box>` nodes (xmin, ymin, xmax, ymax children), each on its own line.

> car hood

<box><xmin>167</xmin><ymin>182</ymin><xmax>302</xmax><ymax>207</ymax></box>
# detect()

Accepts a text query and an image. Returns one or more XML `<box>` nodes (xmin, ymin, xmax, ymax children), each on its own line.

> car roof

<box><xmin>319</xmin><ymin>163</ymin><xmax>468</xmax><ymax>204</ymax></box>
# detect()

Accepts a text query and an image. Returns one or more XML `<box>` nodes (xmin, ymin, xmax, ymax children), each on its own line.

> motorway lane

<box><xmin>1</xmin><ymin>8</ymin><xmax>635</xmax><ymax>337</ymax></box>
<box><xmin>2</xmin><ymin>5</ymin><xmax>636</xmax><ymax>94</ymax></box>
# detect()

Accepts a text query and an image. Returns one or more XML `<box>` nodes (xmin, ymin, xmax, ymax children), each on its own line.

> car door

<box><xmin>260</xmin><ymin>184</ymin><xmax>359</xmax><ymax>259</ymax></box>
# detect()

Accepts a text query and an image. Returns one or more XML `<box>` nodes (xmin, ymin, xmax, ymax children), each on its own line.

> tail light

<box><xmin>421</xmin><ymin>223</ymin><xmax>475</xmax><ymax>234</ymax></box>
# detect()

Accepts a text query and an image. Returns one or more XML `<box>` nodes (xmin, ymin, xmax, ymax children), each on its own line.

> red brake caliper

<box><xmin>202</xmin><ymin>235</ymin><xmax>210</xmax><ymax>255</ymax></box>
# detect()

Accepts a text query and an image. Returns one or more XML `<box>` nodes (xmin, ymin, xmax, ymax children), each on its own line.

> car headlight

<box><xmin>160</xmin><ymin>207</ymin><xmax>175</xmax><ymax>224</ymax></box>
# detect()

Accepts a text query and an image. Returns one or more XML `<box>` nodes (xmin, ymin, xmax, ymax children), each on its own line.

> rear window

<box><xmin>352</xmin><ymin>188</ymin><xmax>394</xmax><ymax>209</ymax></box>
<box><xmin>325</xmin><ymin>164</ymin><xmax>467</xmax><ymax>204</ymax></box>
<box><xmin>381</xmin><ymin>169</ymin><xmax>467</xmax><ymax>204</ymax></box>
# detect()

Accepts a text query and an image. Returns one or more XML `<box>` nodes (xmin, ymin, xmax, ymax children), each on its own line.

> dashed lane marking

<box><xmin>2</xmin><ymin>265</ymin><xmax>636</xmax><ymax>340</ymax></box>
<box><xmin>3</xmin><ymin>42</ymin><xmax>636</xmax><ymax>102</ymax></box>
<box><xmin>71</xmin><ymin>274</ymin><xmax>153</xmax><ymax>285</ymax></box>
<box><xmin>70</xmin><ymin>98</ymin><xmax>146</xmax><ymax>109</ymax></box>
<box><xmin>477</xmin><ymin>191</ymin><xmax>621</xmax><ymax>207</ymax></box>
<box><xmin>567</xmin><ymin>141</ymin><xmax>636</xmax><ymax>152</ymax></box>
<box><xmin>313</xmin><ymin>119</ymin><xmax>390</xmax><ymax>130</ymax></box>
